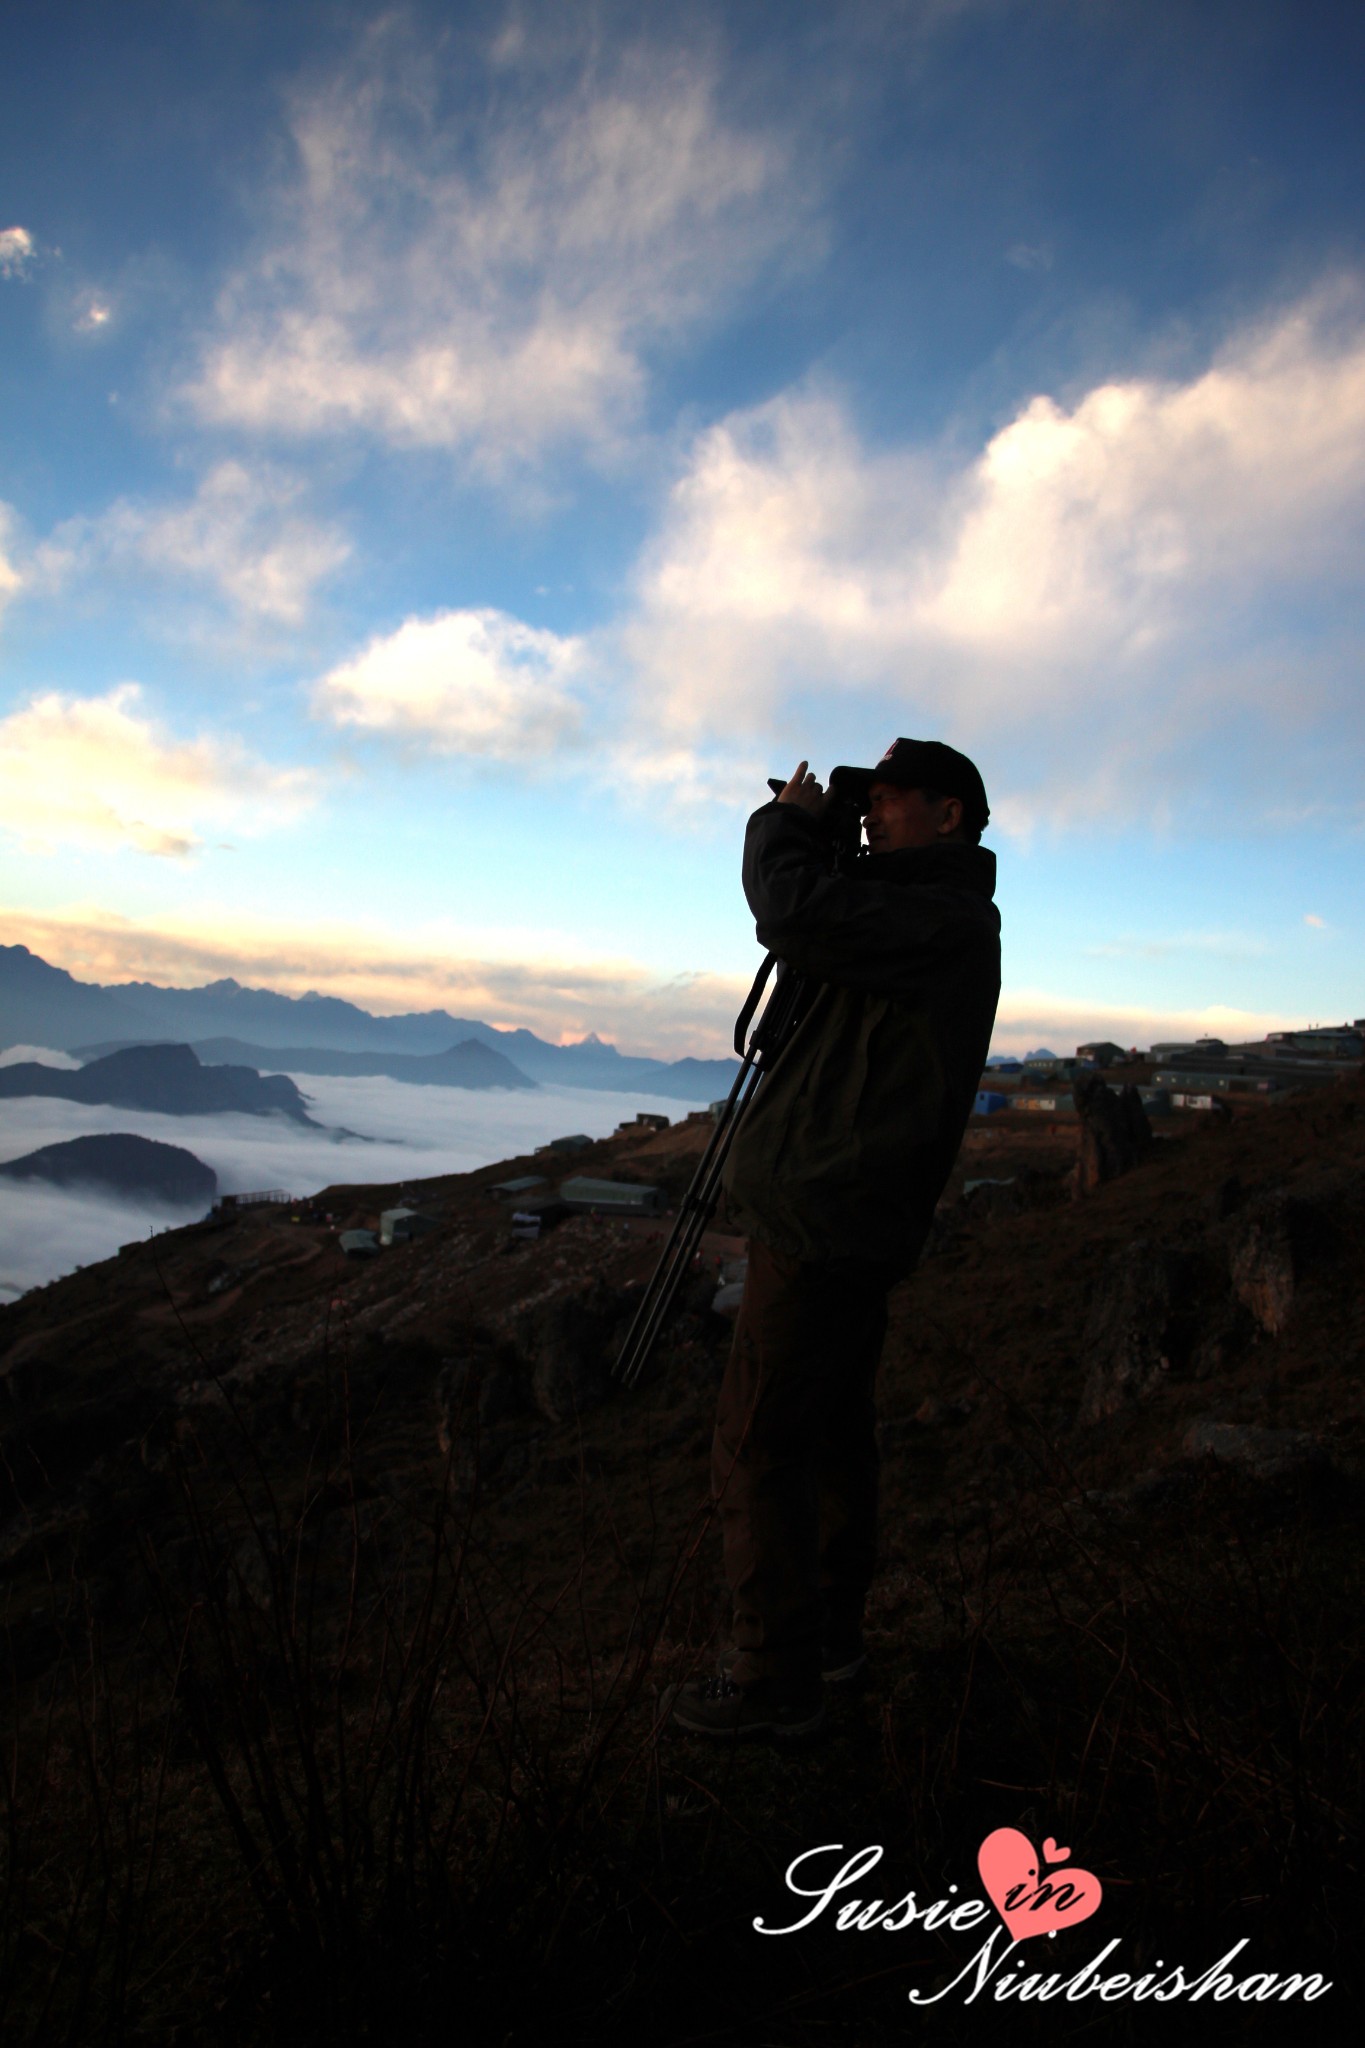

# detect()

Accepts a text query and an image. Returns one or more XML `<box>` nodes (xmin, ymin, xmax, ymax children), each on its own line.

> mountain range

<box><xmin>0</xmin><ymin>944</ymin><xmax>739</xmax><ymax>1101</ymax></box>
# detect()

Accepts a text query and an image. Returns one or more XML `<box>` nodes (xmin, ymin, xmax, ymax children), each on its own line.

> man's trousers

<box><xmin>711</xmin><ymin>1236</ymin><xmax>898</xmax><ymax>1687</ymax></box>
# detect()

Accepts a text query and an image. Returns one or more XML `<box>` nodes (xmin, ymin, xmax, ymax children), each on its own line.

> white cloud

<box><xmin>1006</xmin><ymin>241</ymin><xmax>1052</xmax><ymax>272</ymax></box>
<box><xmin>618</xmin><ymin>287</ymin><xmax>1365</xmax><ymax>822</ymax></box>
<box><xmin>312</xmin><ymin>608</ymin><xmax>585</xmax><ymax>757</ymax></box>
<box><xmin>130</xmin><ymin>462</ymin><xmax>350</xmax><ymax>624</ymax></box>
<box><xmin>1304</xmin><ymin>913</ymin><xmax>1326</xmax><ymax>929</ymax></box>
<box><xmin>0</xmin><ymin>226</ymin><xmax>34</xmax><ymax>277</ymax></box>
<box><xmin>0</xmin><ymin>503</ymin><xmax>22</xmax><ymax>618</ymax></box>
<box><xmin>72</xmin><ymin>291</ymin><xmax>113</xmax><ymax>333</ymax></box>
<box><xmin>37</xmin><ymin>463</ymin><xmax>349</xmax><ymax>626</ymax></box>
<box><xmin>187</xmin><ymin>24</ymin><xmax>812</xmax><ymax>470</ymax></box>
<box><xmin>0</xmin><ymin>1045</ymin><xmax>81</xmax><ymax>1070</ymax></box>
<box><xmin>0</xmin><ymin>685</ymin><xmax>317</xmax><ymax>858</ymax></box>
<box><xmin>621</xmin><ymin>389</ymin><xmax>933</xmax><ymax>738</ymax></box>
<box><xmin>990</xmin><ymin>993</ymin><xmax>1316</xmax><ymax>1058</ymax></box>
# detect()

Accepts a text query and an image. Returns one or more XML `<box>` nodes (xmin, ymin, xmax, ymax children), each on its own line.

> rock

<box><xmin>1181</xmin><ymin>1420</ymin><xmax>1326</xmax><ymax>1478</ymax></box>
<box><xmin>711</xmin><ymin>1280</ymin><xmax>745</xmax><ymax>1318</ymax></box>
<box><xmin>1228</xmin><ymin>1194</ymin><xmax>1296</xmax><ymax>1335</ymax></box>
<box><xmin>227</xmin><ymin>1532</ymin><xmax>275</xmax><ymax>1612</ymax></box>
<box><xmin>514</xmin><ymin>1280</ymin><xmax>625</xmax><ymax>1423</ymax></box>
<box><xmin>1076</xmin><ymin>1240</ymin><xmax>1196</xmax><ymax>1424</ymax></box>
<box><xmin>908</xmin><ymin>1395</ymin><xmax>971</xmax><ymax>1429</ymax></box>
<box><xmin>478</xmin><ymin>1363</ymin><xmax>526</xmax><ymax>1426</ymax></box>
<box><xmin>538</xmin><ymin>1447</ymin><xmax>607</xmax><ymax>1486</ymax></box>
<box><xmin>1070</xmin><ymin>1077</ymin><xmax>1153</xmax><ymax>1197</ymax></box>
<box><xmin>497</xmin><ymin>1438</ymin><xmax>536</xmax><ymax>1485</ymax></box>
<box><xmin>1121</xmin><ymin>1466</ymin><xmax>1199</xmax><ymax>1510</ymax></box>
<box><xmin>961</xmin><ymin>1168</ymin><xmax>1061</xmax><ymax>1219</ymax></box>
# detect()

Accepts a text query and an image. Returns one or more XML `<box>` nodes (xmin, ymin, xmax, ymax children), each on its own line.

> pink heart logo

<box><xmin>977</xmin><ymin>1827</ymin><xmax>1103</xmax><ymax>1941</ymax></box>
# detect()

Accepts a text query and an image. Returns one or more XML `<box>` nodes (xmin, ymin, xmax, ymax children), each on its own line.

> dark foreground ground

<box><xmin>1</xmin><ymin>1086</ymin><xmax>1363</xmax><ymax>2045</ymax></box>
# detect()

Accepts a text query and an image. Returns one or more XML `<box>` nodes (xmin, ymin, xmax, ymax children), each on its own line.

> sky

<box><xmin>2</xmin><ymin>0</ymin><xmax>1363</xmax><ymax>1060</ymax></box>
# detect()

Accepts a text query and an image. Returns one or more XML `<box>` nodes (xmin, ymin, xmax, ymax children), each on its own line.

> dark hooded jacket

<box><xmin>721</xmin><ymin>801</ymin><xmax>1001</xmax><ymax>1269</ymax></box>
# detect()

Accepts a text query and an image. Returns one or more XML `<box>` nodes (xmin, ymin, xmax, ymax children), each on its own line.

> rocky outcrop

<box><xmin>1227</xmin><ymin>1193</ymin><xmax>1298</xmax><ymax>1335</ymax></box>
<box><xmin>514</xmin><ymin>1279</ymin><xmax>628</xmax><ymax>1422</ymax></box>
<box><xmin>1077</xmin><ymin>1240</ymin><xmax>1198</xmax><ymax>1424</ymax></box>
<box><xmin>1070</xmin><ymin>1075</ymin><xmax>1153</xmax><ymax>1197</ymax></box>
<box><xmin>1181</xmin><ymin>1419</ymin><xmax>1327</xmax><ymax>1478</ymax></box>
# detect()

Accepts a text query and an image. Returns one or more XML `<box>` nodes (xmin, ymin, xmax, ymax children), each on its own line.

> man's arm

<box><xmin>741</xmin><ymin>799</ymin><xmax>996</xmax><ymax>1000</ymax></box>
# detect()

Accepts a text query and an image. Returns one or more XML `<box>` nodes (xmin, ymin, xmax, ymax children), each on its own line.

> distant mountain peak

<box><xmin>2</xmin><ymin>943</ymin><xmax>740</xmax><ymax>1098</ymax></box>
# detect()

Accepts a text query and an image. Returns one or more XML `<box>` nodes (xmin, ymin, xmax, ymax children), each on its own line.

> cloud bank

<box><xmin>0</xmin><ymin>686</ymin><xmax>317</xmax><ymax>858</ymax></box>
<box><xmin>609</xmin><ymin>287</ymin><xmax>1365</xmax><ymax>824</ymax></box>
<box><xmin>302</xmin><ymin>284</ymin><xmax>1365</xmax><ymax>830</ymax></box>
<box><xmin>0</xmin><ymin>1074</ymin><xmax>690</xmax><ymax>1297</ymax></box>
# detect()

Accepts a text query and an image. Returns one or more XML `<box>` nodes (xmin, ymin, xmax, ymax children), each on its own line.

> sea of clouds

<box><xmin>0</xmin><ymin>1050</ymin><xmax>690</xmax><ymax>1299</ymax></box>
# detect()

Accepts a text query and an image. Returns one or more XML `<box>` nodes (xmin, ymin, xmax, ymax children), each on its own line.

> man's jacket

<box><xmin>721</xmin><ymin>801</ymin><xmax>1001</xmax><ymax>1269</ymax></box>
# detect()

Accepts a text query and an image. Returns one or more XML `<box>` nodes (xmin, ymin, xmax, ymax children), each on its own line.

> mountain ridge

<box><xmin>67</xmin><ymin>1036</ymin><xmax>539</xmax><ymax>1092</ymax></box>
<box><xmin>1</xmin><ymin>943</ymin><xmax>740</xmax><ymax>1101</ymax></box>
<box><xmin>0</xmin><ymin>1042</ymin><xmax>320</xmax><ymax>1125</ymax></box>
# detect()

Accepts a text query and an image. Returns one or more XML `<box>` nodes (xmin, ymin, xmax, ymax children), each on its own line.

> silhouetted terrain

<box><xmin>83</xmin><ymin>1035</ymin><xmax>538</xmax><ymax>1091</ymax></box>
<box><xmin>1</xmin><ymin>1079</ymin><xmax>1361</xmax><ymax>2043</ymax></box>
<box><xmin>2</xmin><ymin>942</ymin><xmax>741</xmax><ymax>1099</ymax></box>
<box><xmin>0</xmin><ymin>1132</ymin><xmax>217</xmax><ymax>1204</ymax></box>
<box><xmin>0</xmin><ymin>1042</ymin><xmax>319</xmax><ymax>1124</ymax></box>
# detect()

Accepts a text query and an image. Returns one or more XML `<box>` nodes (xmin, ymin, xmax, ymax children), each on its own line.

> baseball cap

<box><xmin>829</xmin><ymin>738</ymin><xmax>990</xmax><ymax>833</ymax></box>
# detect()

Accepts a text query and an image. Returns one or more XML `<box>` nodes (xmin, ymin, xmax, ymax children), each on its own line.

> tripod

<box><xmin>611</xmin><ymin>773</ymin><xmax>868</xmax><ymax>1390</ymax></box>
<box><xmin>611</xmin><ymin>948</ymin><xmax>814</xmax><ymax>1389</ymax></box>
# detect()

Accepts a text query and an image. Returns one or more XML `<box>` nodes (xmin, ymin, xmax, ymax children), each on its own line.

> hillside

<box><xmin>0</xmin><ymin>1131</ymin><xmax>218</xmax><ymax>1204</ymax></box>
<box><xmin>0</xmin><ymin>1081</ymin><xmax>1361</xmax><ymax>2041</ymax></box>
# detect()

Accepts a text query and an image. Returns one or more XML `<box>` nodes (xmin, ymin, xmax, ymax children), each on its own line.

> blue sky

<box><xmin>2</xmin><ymin>0</ymin><xmax>1362</xmax><ymax>1057</ymax></box>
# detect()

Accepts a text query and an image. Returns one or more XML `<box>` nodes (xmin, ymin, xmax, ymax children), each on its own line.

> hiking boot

<box><xmin>718</xmin><ymin>1632</ymin><xmax>867</xmax><ymax>1687</ymax></box>
<box><xmin>819</xmin><ymin>1626</ymin><xmax>868</xmax><ymax>1685</ymax></box>
<box><xmin>665</xmin><ymin>1673</ymin><xmax>826</xmax><ymax>1740</ymax></box>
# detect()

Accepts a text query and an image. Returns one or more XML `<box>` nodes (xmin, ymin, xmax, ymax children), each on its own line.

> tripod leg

<box><xmin>612</xmin><ymin>1061</ymin><xmax>762</xmax><ymax>1386</ymax></box>
<box><xmin>612</xmin><ymin>953</ymin><xmax>813</xmax><ymax>1390</ymax></box>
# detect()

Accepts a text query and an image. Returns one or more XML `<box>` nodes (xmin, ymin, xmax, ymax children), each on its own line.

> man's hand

<box><xmin>777</xmin><ymin>760</ymin><xmax>826</xmax><ymax>816</ymax></box>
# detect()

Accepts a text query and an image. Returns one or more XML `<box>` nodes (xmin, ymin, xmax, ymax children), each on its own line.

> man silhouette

<box><xmin>668</xmin><ymin>738</ymin><xmax>1001</xmax><ymax>1738</ymax></box>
